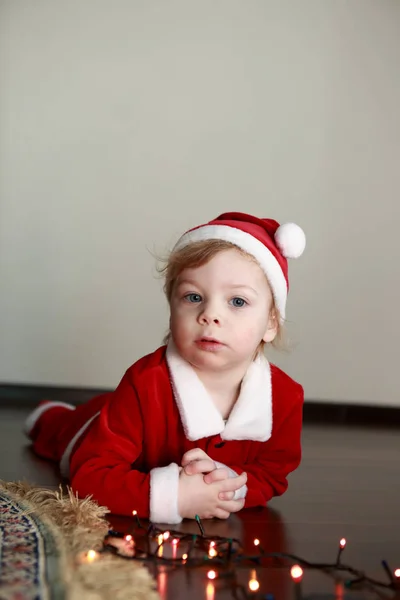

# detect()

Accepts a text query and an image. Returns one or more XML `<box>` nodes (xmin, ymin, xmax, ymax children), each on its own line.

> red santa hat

<box><xmin>173</xmin><ymin>211</ymin><xmax>306</xmax><ymax>320</ymax></box>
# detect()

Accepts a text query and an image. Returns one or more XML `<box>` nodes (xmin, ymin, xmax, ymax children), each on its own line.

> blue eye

<box><xmin>185</xmin><ymin>293</ymin><xmax>202</xmax><ymax>303</ymax></box>
<box><xmin>230</xmin><ymin>297</ymin><xmax>247</xmax><ymax>308</ymax></box>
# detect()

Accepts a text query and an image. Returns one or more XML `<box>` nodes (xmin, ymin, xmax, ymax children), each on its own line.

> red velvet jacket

<box><xmin>69</xmin><ymin>343</ymin><xmax>304</xmax><ymax>523</ymax></box>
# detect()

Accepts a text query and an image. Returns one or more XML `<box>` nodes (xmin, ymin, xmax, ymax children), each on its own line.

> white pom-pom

<box><xmin>275</xmin><ymin>223</ymin><xmax>306</xmax><ymax>259</ymax></box>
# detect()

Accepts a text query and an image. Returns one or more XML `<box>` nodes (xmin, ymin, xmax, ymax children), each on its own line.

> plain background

<box><xmin>1</xmin><ymin>1</ymin><xmax>399</xmax><ymax>406</ymax></box>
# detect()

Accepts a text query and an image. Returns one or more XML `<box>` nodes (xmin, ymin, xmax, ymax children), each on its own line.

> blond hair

<box><xmin>158</xmin><ymin>239</ymin><xmax>285</xmax><ymax>353</ymax></box>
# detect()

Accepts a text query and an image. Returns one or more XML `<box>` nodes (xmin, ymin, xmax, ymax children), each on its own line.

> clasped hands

<box><xmin>178</xmin><ymin>448</ymin><xmax>247</xmax><ymax>520</ymax></box>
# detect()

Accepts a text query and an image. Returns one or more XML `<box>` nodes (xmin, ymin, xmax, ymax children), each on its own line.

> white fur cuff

<box><xmin>150</xmin><ymin>463</ymin><xmax>182</xmax><ymax>524</ymax></box>
<box><xmin>214</xmin><ymin>461</ymin><xmax>248</xmax><ymax>501</ymax></box>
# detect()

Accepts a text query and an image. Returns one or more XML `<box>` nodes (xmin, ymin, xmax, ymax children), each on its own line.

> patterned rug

<box><xmin>0</xmin><ymin>481</ymin><xmax>159</xmax><ymax>600</ymax></box>
<box><xmin>0</xmin><ymin>486</ymin><xmax>65</xmax><ymax>599</ymax></box>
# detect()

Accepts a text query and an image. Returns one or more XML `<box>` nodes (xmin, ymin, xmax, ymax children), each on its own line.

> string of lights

<box><xmin>79</xmin><ymin>511</ymin><xmax>400</xmax><ymax>599</ymax></box>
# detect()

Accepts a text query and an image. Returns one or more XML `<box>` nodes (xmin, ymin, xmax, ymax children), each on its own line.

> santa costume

<box><xmin>25</xmin><ymin>212</ymin><xmax>306</xmax><ymax>524</ymax></box>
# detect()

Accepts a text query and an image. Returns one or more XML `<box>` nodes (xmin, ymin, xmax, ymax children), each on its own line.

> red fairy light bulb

<box><xmin>253</xmin><ymin>539</ymin><xmax>260</xmax><ymax>546</ymax></box>
<box><xmin>172</xmin><ymin>538</ymin><xmax>179</xmax><ymax>546</ymax></box>
<box><xmin>290</xmin><ymin>565</ymin><xmax>303</xmax><ymax>582</ymax></box>
<box><xmin>132</xmin><ymin>510</ymin><xmax>137</xmax><ymax>516</ymax></box>
<box><xmin>209</xmin><ymin>541</ymin><xmax>216</xmax><ymax>548</ymax></box>
<box><xmin>339</xmin><ymin>538</ymin><xmax>346</xmax><ymax>549</ymax></box>
<box><xmin>207</xmin><ymin>570</ymin><xmax>217</xmax><ymax>580</ymax></box>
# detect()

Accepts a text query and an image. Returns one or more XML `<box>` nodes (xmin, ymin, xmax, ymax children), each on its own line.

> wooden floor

<box><xmin>1</xmin><ymin>407</ymin><xmax>399</xmax><ymax>600</ymax></box>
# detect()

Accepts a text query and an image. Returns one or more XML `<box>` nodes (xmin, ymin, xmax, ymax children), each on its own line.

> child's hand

<box><xmin>203</xmin><ymin>468</ymin><xmax>236</xmax><ymax>501</ymax></box>
<box><xmin>178</xmin><ymin>468</ymin><xmax>247</xmax><ymax>520</ymax></box>
<box><xmin>181</xmin><ymin>448</ymin><xmax>239</xmax><ymax>501</ymax></box>
<box><xmin>181</xmin><ymin>448</ymin><xmax>216</xmax><ymax>475</ymax></box>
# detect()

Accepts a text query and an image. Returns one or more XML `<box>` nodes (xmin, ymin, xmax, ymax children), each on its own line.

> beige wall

<box><xmin>1</xmin><ymin>1</ymin><xmax>399</xmax><ymax>406</ymax></box>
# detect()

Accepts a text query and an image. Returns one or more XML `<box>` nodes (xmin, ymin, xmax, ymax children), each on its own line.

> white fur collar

<box><xmin>165</xmin><ymin>342</ymin><xmax>272</xmax><ymax>442</ymax></box>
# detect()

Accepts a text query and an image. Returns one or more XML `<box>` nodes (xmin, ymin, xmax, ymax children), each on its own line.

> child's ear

<box><xmin>262</xmin><ymin>310</ymin><xmax>278</xmax><ymax>343</ymax></box>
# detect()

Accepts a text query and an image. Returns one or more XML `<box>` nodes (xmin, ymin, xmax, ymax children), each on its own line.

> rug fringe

<box><xmin>0</xmin><ymin>479</ymin><xmax>159</xmax><ymax>600</ymax></box>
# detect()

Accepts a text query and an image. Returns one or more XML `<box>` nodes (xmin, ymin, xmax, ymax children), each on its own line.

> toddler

<box><xmin>25</xmin><ymin>212</ymin><xmax>306</xmax><ymax>524</ymax></box>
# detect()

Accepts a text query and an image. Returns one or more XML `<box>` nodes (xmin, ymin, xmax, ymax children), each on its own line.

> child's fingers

<box><xmin>181</xmin><ymin>448</ymin><xmax>209</xmax><ymax>466</ymax></box>
<box><xmin>184</xmin><ymin>458</ymin><xmax>215</xmax><ymax>475</ymax></box>
<box><xmin>217</xmin><ymin>498</ymin><xmax>245</xmax><ymax>514</ymax></box>
<box><xmin>212</xmin><ymin>508</ymin><xmax>231</xmax><ymax>520</ymax></box>
<box><xmin>203</xmin><ymin>468</ymin><xmax>229</xmax><ymax>484</ymax></box>
<box><xmin>218</xmin><ymin>472</ymin><xmax>247</xmax><ymax>492</ymax></box>
<box><xmin>218</xmin><ymin>491</ymin><xmax>235</xmax><ymax>501</ymax></box>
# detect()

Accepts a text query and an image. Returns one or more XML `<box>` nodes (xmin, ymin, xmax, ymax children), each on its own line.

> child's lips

<box><xmin>195</xmin><ymin>338</ymin><xmax>225</xmax><ymax>351</ymax></box>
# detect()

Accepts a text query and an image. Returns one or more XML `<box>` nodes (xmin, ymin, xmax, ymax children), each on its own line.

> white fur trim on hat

<box><xmin>173</xmin><ymin>224</ymin><xmax>288</xmax><ymax>319</ymax></box>
<box><xmin>275</xmin><ymin>223</ymin><xmax>306</xmax><ymax>259</ymax></box>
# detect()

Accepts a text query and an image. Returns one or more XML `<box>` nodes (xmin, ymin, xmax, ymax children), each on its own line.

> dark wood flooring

<box><xmin>1</xmin><ymin>407</ymin><xmax>399</xmax><ymax>600</ymax></box>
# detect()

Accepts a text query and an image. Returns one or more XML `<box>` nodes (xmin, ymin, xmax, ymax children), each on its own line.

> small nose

<box><xmin>198</xmin><ymin>303</ymin><xmax>220</xmax><ymax>325</ymax></box>
<box><xmin>199</xmin><ymin>313</ymin><xmax>220</xmax><ymax>325</ymax></box>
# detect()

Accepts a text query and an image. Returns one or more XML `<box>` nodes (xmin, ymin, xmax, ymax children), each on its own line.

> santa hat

<box><xmin>173</xmin><ymin>211</ymin><xmax>306</xmax><ymax>320</ymax></box>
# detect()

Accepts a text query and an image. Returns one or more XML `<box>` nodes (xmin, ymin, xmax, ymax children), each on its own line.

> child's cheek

<box><xmin>234</xmin><ymin>324</ymin><xmax>261</xmax><ymax>346</ymax></box>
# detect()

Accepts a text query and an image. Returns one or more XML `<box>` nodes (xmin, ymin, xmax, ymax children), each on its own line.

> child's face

<box><xmin>169</xmin><ymin>248</ymin><xmax>277</xmax><ymax>372</ymax></box>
